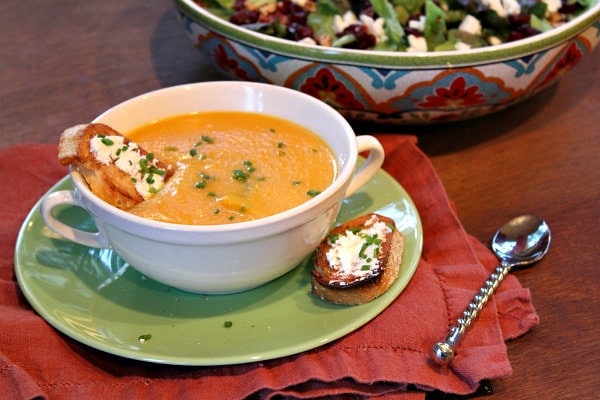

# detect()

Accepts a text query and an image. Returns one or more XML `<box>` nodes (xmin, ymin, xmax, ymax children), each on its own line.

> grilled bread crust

<box><xmin>311</xmin><ymin>213</ymin><xmax>404</xmax><ymax>305</ymax></box>
<box><xmin>58</xmin><ymin>123</ymin><xmax>173</xmax><ymax>210</ymax></box>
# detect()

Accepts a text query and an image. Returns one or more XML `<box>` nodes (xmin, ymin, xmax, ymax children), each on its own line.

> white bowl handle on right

<box><xmin>345</xmin><ymin>135</ymin><xmax>385</xmax><ymax>197</ymax></box>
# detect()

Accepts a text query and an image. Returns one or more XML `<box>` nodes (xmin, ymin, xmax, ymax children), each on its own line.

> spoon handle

<box><xmin>431</xmin><ymin>262</ymin><xmax>511</xmax><ymax>365</ymax></box>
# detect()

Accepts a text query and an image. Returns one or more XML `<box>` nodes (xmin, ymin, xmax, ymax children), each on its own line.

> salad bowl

<box><xmin>174</xmin><ymin>0</ymin><xmax>599</xmax><ymax>124</ymax></box>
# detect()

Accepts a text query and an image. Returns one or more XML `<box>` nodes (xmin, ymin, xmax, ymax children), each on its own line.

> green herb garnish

<box><xmin>138</xmin><ymin>333</ymin><xmax>152</xmax><ymax>342</ymax></box>
<box><xmin>243</xmin><ymin>160</ymin><xmax>255</xmax><ymax>172</ymax></box>
<box><xmin>149</xmin><ymin>166</ymin><xmax>166</xmax><ymax>175</ymax></box>
<box><xmin>232</xmin><ymin>169</ymin><xmax>249</xmax><ymax>181</ymax></box>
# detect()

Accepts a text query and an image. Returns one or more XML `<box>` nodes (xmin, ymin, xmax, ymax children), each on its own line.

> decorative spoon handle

<box><xmin>432</xmin><ymin>262</ymin><xmax>511</xmax><ymax>365</ymax></box>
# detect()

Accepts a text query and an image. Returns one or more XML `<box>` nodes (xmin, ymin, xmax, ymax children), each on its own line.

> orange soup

<box><xmin>126</xmin><ymin>111</ymin><xmax>336</xmax><ymax>225</ymax></box>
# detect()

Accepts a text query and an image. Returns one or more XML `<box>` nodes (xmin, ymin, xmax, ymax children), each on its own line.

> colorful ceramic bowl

<box><xmin>173</xmin><ymin>0</ymin><xmax>599</xmax><ymax>124</ymax></box>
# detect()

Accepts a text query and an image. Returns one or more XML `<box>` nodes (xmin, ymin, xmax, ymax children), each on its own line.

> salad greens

<box><xmin>196</xmin><ymin>0</ymin><xmax>594</xmax><ymax>51</ymax></box>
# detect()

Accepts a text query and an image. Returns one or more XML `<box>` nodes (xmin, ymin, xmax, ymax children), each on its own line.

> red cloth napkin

<box><xmin>0</xmin><ymin>136</ymin><xmax>539</xmax><ymax>399</ymax></box>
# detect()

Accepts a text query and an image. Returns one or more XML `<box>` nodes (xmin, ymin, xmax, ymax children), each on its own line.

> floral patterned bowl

<box><xmin>173</xmin><ymin>0</ymin><xmax>599</xmax><ymax>124</ymax></box>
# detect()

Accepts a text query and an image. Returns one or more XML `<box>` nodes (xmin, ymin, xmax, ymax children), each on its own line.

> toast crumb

<box><xmin>58</xmin><ymin>123</ymin><xmax>174</xmax><ymax>210</ymax></box>
<box><xmin>311</xmin><ymin>213</ymin><xmax>404</xmax><ymax>305</ymax></box>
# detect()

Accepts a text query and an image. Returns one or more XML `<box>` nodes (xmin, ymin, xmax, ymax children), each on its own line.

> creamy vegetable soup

<box><xmin>126</xmin><ymin>111</ymin><xmax>336</xmax><ymax>225</ymax></box>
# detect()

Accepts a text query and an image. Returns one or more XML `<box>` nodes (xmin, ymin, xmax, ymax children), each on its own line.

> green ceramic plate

<box><xmin>15</xmin><ymin>168</ymin><xmax>422</xmax><ymax>366</ymax></box>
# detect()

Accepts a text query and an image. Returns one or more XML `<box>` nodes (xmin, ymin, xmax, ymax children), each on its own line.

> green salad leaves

<box><xmin>197</xmin><ymin>0</ymin><xmax>592</xmax><ymax>52</ymax></box>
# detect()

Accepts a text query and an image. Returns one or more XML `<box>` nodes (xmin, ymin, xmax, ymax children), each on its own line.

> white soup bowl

<box><xmin>40</xmin><ymin>81</ymin><xmax>384</xmax><ymax>294</ymax></box>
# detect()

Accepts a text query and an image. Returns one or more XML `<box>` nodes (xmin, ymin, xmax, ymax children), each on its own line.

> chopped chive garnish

<box><xmin>202</xmin><ymin>135</ymin><xmax>214</xmax><ymax>144</ymax></box>
<box><xmin>306</xmin><ymin>189</ymin><xmax>320</xmax><ymax>197</ymax></box>
<box><xmin>139</xmin><ymin>161</ymin><xmax>148</xmax><ymax>174</ymax></box>
<box><xmin>189</xmin><ymin>148</ymin><xmax>197</xmax><ymax>156</ymax></box>
<box><xmin>224</xmin><ymin>321</ymin><xmax>233</xmax><ymax>328</ymax></box>
<box><xmin>232</xmin><ymin>169</ymin><xmax>249</xmax><ymax>181</ymax></box>
<box><xmin>243</xmin><ymin>160</ymin><xmax>255</xmax><ymax>172</ymax></box>
<box><xmin>138</xmin><ymin>334</ymin><xmax>152</xmax><ymax>342</ymax></box>
<box><xmin>149</xmin><ymin>166</ymin><xmax>166</xmax><ymax>175</ymax></box>
<box><xmin>101</xmin><ymin>137</ymin><xmax>114</xmax><ymax>146</ymax></box>
<box><xmin>194</xmin><ymin>181</ymin><xmax>206</xmax><ymax>189</ymax></box>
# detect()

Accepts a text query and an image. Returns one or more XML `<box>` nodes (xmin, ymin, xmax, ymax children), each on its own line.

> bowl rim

<box><xmin>83</xmin><ymin>81</ymin><xmax>358</xmax><ymax>240</ymax></box>
<box><xmin>175</xmin><ymin>0</ymin><xmax>600</xmax><ymax>67</ymax></box>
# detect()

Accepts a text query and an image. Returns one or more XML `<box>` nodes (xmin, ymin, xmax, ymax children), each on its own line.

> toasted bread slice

<box><xmin>311</xmin><ymin>213</ymin><xmax>404</xmax><ymax>305</ymax></box>
<box><xmin>58</xmin><ymin>123</ymin><xmax>173</xmax><ymax>210</ymax></box>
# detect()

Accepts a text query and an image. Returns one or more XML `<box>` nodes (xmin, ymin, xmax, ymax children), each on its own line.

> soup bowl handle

<box><xmin>40</xmin><ymin>190</ymin><xmax>110</xmax><ymax>249</ymax></box>
<box><xmin>345</xmin><ymin>135</ymin><xmax>385</xmax><ymax>197</ymax></box>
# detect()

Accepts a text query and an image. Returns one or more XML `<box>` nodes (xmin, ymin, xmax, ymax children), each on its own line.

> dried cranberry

<box><xmin>288</xmin><ymin>5</ymin><xmax>308</xmax><ymax>25</ymax></box>
<box><xmin>231</xmin><ymin>0</ymin><xmax>246</xmax><ymax>11</ymax></box>
<box><xmin>288</xmin><ymin>22</ymin><xmax>313</xmax><ymax>41</ymax></box>
<box><xmin>229</xmin><ymin>9</ymin><xmax>260</xmax><ymax>25</ymax></box>
<box><xmin>559</xmin><ymin>1</ymin><xmax>584</xmax><ymax>14</ymax></box>
<box><xmin>508</xmin><ymin>25</ymin><xmax>541</xmax><ymax>42</ymax></box>
<box><xmin>404</xmin><ymin>27</ymin><xmax>421</xmax><ymax>37</ymax></box>
<box><xmin>508</xmin><ymin>13</ymin><xmax>530</xmax><ymax>27</ymax></box>
<box><xmin>360</xmin><ymin>4</ymin><xmax>375</xmax><ymax>18</ymax></box>
<box><xmin>340</xmin><ymin>24</ymin><xmax>376</xmax><ymax>49</ymax></box>
<box><xmin>278</xmin><ymin>0</ymin><xmax>293</xmax><ymax>15</ymax></box>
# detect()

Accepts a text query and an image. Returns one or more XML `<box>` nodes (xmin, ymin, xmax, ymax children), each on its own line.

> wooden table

<box><xmin>2</xmin><ymin>1</ymin><xmax>599</xmax><ymax>398</ymax></box>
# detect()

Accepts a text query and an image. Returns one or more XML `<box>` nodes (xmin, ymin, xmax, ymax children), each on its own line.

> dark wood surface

<box><xmin>2</xmin><ymin>1</ymin><xmax>599</xmax><ymax>398</ymax></box>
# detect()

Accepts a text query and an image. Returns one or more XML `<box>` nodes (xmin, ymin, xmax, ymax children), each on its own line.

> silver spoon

<box><xmin>431</xmin><ymin>215</ymin><xmax>551</xmax><ymax>365</ymax></box>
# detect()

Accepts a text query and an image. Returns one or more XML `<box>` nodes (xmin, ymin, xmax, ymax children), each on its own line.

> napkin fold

<box><xmin>0</xmin><ymin>137</ymin><xmax>539</xmax><ymax>400</ymax></box>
